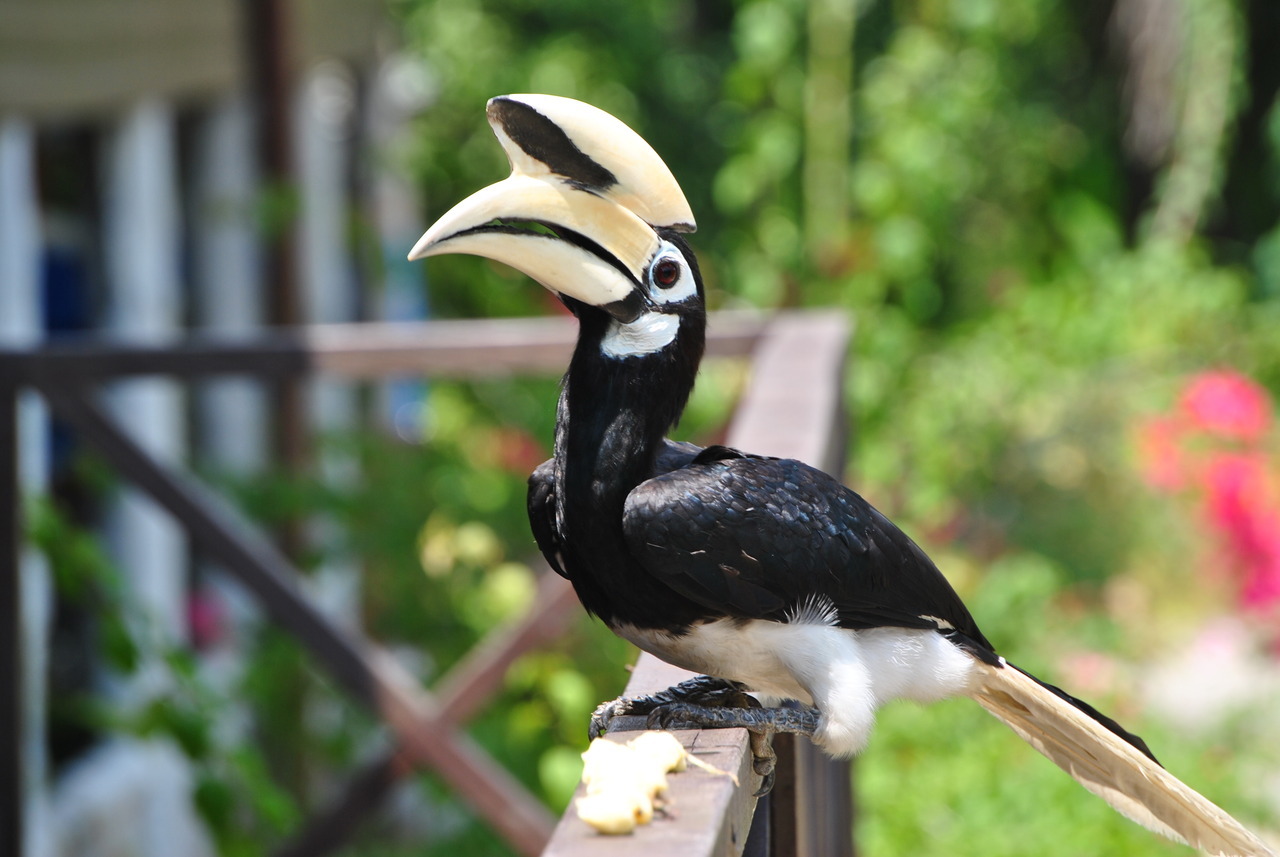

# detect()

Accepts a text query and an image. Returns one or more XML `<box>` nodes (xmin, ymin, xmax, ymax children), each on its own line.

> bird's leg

<box><xmin>589</xmin><ymin>675</ymin><xmax>753</xmax><ymax>738</ymax></box>
<box><xmin>645</xmin><ymin>702</ymin><xmax>822</xmax><ymax>796</ymax></box>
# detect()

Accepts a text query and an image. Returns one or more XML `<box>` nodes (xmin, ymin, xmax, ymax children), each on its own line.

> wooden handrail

<box><xmin>0</xmin><ymin>310</ymin><xmax>768</xmax><ymax>383</ymax></box>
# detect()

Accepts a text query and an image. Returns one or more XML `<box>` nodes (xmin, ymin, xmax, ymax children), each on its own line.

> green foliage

<box><xmin>858</xmin><ymin>556</ymin><xmax>1280</xmax><ymax>857</ymax></box>
<box><xmin>388</xmin><ymin>0</ymin><xmax>1280</xmax><ymax>851</ymax></box>
<box><xmin>37</xmin><ymin>0</ymin><xmax>1280</xmax><ymax>854</ymax></box>
<box><xmin>859</xmin><ymin>698</ymin><xmax>1185</xmax><ymax>857</ymax></box>
<box><xmin>31</xmin><ymin>496</ymin><xmax>307</xmax><ymax>855</ymax></box>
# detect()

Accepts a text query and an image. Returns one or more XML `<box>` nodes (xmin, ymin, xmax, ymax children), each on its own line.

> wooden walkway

<box><xmin>0</xmin><ymin>309</ymin><xmax>853</xmax><ymax>857</ymax></box>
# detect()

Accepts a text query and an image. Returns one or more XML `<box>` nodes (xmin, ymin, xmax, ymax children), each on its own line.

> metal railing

<box><xmin>0</xmin><ymin>309</ymin><xmax>852</xmax><ymax>857</ymax></box>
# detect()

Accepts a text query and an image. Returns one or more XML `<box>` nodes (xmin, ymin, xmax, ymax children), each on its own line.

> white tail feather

<box><xmin>970</xmin><ymin>661</ymin><xmax>1275</xmax><ymax>857</ymax></box>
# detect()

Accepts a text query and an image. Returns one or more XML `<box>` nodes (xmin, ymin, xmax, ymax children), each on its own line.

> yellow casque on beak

<box><xmin>487</xmin><ymin>94</ymin><xmax>695</xmax><ymax>233</ymax></box>
<box><xmin>408</xmin><ymin>94</ymin><xmax>695</xmax><ymax>322</ymax></box>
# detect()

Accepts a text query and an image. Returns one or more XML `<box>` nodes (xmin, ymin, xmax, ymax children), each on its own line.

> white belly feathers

<box><xmin>613</xmin><ymin>618</ymin><xmax>980</xmax><ymax>758</ymax></box>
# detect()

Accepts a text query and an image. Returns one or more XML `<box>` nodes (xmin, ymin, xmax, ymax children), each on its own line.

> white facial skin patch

<box><xmin>599</xmin><ymin>239</ymin><xmax>694</xmax><ymax>360</ymax></box>
<box><xmin>601</xmin><ymin>311</ymin><xmax>681</xmax><ymax>358</ymax></box>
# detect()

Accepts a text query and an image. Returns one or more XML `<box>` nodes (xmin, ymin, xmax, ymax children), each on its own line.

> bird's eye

<box><xmin>652</xmin><ymin>258</ymin><xmax>681</xmax><ymax>289</ymax></box>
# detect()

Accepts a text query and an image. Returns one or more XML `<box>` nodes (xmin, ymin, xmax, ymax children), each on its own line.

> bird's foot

<box><xmin>589</xmin><ymin>675</ymin><xmax>752</xmax><ymax>739</ymax></box>
<box><xmin>644</xmin><ymin>701</ymin><xmax>821</xmax><ymax>797</ymax></box>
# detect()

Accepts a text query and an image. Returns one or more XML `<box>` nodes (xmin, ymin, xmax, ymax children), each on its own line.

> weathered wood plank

<box><xmin>6</xmin><ymin>339</ymin><xmax>311</xmax><ymax>384</ymax></box>
<box><xmin>725</xmin><ymin>310</ymin><xmax>851</xmax><ymax>467</ymax></box>
<box><xmin>543</xmin><ymin>651</ymin><xmax>763</xmax><ymax>857</ymax></box>
<box><xmin>540</xmin><ymin>726</ymin><xmax>758</xmax><ymax>857</ymax></box>
<box><xmin>0</xmin><ymin>311</ymin><xmax>767</xmax><ymax>384</ymax></box>
<box><xmin>306</xmin><ymin>310</ymin><xmax>767</xmax><ymax>378</ymax></box>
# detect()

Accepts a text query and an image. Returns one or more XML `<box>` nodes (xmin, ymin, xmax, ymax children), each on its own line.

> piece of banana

<box><xmin>575</xmin><ymin>732</ymin><xmax>691</xmax><ymax>835</ymax></box>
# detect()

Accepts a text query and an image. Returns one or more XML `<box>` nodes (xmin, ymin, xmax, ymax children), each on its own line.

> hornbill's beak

<box><xmin>408</xmin><ymin>94</ymin><xmax>695</xmax><ymax>323</ymax></box>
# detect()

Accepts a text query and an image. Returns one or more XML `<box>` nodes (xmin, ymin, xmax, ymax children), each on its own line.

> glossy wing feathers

<box><xmin>527</xmin><ymin>459</ymin><xmax>567</xmax><ymax>578</ymax></box>
<box><xmin>528</xmin><ymin>439</ymin><xmax>705</xmax><ymax>581</ymax></box>
<box><xmin>622</xmin><ymin>455</ymin><xmax>993</xmax><ymax>650</ymax></box>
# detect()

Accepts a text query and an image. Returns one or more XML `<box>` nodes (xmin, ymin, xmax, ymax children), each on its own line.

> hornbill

<box><xmin>409</xmin><ymin>94</ymin><xmax>1274</xmax><ymax>856</ymax></box>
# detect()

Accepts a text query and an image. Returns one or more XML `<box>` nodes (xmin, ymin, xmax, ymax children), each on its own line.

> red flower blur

<box><xmin>1138</xmin><ymin>370</ymin><xmax>1280</xmax><ymax>621</ymax></box>
<box><xmin>1178</xmin><ymin>371</ymin><xmax>1273</xmax><ymax>442</ymax></box>
<box><xmin>1201</xmin><ymin>453</ymin><xmax>1280</xmax><ymax>611</ymax></box>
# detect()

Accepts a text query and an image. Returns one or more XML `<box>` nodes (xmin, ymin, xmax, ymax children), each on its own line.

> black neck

<box><xmin>552</xmin><ymin>305</ymin><xmax>707</xmax><ymax>627</ymax></box>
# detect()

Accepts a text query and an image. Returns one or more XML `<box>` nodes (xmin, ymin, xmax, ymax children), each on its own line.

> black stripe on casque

<box><xmin>488</xmin><ymin>97</ymin><xmax>619</xmax><ymax>191</ymax></box>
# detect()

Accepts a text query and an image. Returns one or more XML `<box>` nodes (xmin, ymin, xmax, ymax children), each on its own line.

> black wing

<box><xmin>621</xmin><ymin>449</ymin><xmax>995</xmax><ymax>656</ymax></box>
<box><xmin>528</xmin><ymin>439</ymin><xmax>705</xmax><ymax>581</ymax></box>
<box><xmin>528</xmin><ymin>458</ymin><xmax>568</xmax><ymax>578</ymax></box>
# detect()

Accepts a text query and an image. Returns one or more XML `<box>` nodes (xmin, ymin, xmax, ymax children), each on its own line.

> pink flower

<box><xmin>1242</xmin><ymin>559</ymin><xmax>1280</xmax><ymax>614</ymax></box>
<box><xmin>1137</xmin><ymin>370</ymin><xmax>1280</xmax><ymax>620</ymax></box>
<box><xmin>1178</xmin><ymin>371</ymin><xmax>1273</xmax><ymax>441</ymax></box>
<box><xmin>1201</xmin><ymin>452</ymin><xmax>1280</xmax><ymax>612</ymax></box>
<box><xmin>188</xmin><ymin>590</ymin><xmax>226</xmax><ymax>651</ymax></box>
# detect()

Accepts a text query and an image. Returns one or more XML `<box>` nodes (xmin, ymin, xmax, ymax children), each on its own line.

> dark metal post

<box><xmin>1</xmin><ymin>377</ymin><xmax>23</xmax><ymax>857</ymax></box>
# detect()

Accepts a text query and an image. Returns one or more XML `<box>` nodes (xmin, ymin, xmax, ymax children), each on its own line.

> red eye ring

<box><xmin>653</xmin><ymin>258</ymin><xmax>681</xmax><ymax>288</ymax></box>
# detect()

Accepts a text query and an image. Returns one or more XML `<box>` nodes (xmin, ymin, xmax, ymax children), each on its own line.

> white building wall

<box><xmin>190</xmin><ymin>92</ymin><xmax>269</xmax><ymax>647</ymax></box>
<box><xmin>8</xmin><ymin>58</ymin><xmax>385</xmax><ymax>857</ymax></box>
<box><xmin>295</xmin><ymin>63</ymin><xmax>362</xmax><ymax>629</ymax></box>
<box><xmin>51</xmin><ymin>739</ymin><xmax>213</xmax><ymax>857</ymax></box>
<box><xmin>192</xmin><ymin>93</ymin><xmax>268</xmax><ymax>474</ymax></box>
<box><xmin>369</xmin><ymin>55</ymin><xmax>433</xmax><ymax>441</ymax></box>
<box><xmin>100</xmin><ymin>99</ymin><xmax>189</xmax><ymax>647</ymax></box>
<box><xmin>75</xmin><ymin>97</ymin><xmax>212</xmax><ymax>857</ymax></box>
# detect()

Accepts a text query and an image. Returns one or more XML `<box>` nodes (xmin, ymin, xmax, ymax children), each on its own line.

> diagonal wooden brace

<box><xmin>36</xmin><ymin>383</ymin><xmax>556</xmax><ymax>856</ymax></box>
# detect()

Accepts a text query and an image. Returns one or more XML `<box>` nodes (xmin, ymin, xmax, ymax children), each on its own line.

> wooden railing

<box><xmin>0</xmin><ymin>309</ymin><xmax>852</xmax><ymax>857</ymax></box>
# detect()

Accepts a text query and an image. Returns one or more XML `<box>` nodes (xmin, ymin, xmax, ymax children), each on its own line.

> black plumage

<box><xmin>623</xmin><ymin>450</ymin><xmax>994</xmax><ymax>646</ymax></box>
<box><xmin>533</xmin><ymin>441</ymin><xmax>997</xmax><ymax>652</ymax></box>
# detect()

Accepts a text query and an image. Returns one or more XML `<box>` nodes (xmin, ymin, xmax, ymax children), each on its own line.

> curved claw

<box><xmin>749</xmin><ymin>728</ymin><xmax>778</xmax><ymax>797</ymax></box>
<box><xmin>644</xmin><ymin>704</ymin><xmax>685</xmax><ymax>732</ymax></box>
<box><xmin>589</xmin><ymin>696</ymin><xmax>635</xmax><ymax>739</ymax></box>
